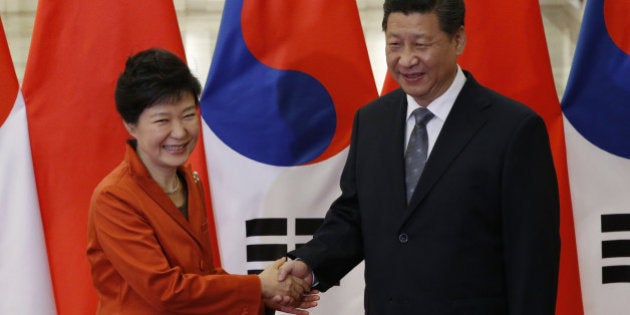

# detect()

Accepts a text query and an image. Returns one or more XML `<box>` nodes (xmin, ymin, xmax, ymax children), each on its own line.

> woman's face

<box><xmin>125</xmin><ymin>92</ymin><xmax>199</xmax><ymax>175</ymax></box>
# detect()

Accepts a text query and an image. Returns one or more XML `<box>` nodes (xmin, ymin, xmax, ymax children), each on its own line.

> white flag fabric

<box><xmin>0</xmin><ymin>18</ymin><xmax>56</xmax><ymax>314</ymax></box>
<box><xmin>561</xmin><ymin>0</ymin><xmax>630</xmax><ymax>314</ymax></box>
<box><xmin>200</xmin><ymin>1</ymin><xmax>378</xmax><ymax>313</ymax></box>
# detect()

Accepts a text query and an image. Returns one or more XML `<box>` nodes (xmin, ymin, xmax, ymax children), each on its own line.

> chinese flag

<box><xmin>22</xmin><ymin>1</ymin><xmax>216</xmax><ymax>314</ymax></box>
<box><xmin>381</xmin><ymin>2</ymin><xmax>582</xmax><ymax>314</ymax></box>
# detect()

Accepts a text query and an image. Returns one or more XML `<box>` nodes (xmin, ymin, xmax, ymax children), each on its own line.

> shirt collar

<box><xmin>406</xmin><ymin>65</ymin><xmax>467</xmax><ymax>122</ymax></box>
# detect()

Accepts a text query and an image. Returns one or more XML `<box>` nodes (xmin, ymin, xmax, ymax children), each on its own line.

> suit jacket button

<box><xmin>398</xmin><ymin>233</ymin><xmax>409</xmax><ymax>243</ymax></box>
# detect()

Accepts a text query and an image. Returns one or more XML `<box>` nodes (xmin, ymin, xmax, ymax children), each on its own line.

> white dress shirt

<box><xmin>404</xmin><ymin>66</ymin><xmax>467</xmax><ymax>154</ymax></box>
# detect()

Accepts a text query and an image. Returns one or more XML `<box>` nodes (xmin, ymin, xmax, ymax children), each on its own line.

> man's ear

<box><xmin>455</xmin><ymin>26</ymin><xmax>466</xmax><ymax>55</ymax></box>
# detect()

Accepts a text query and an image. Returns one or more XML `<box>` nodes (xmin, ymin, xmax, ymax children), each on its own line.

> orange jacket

<box><xmin>87</xmin><ymin>142</ymin><xmax>265</xmax><ymax>314</ymax></box>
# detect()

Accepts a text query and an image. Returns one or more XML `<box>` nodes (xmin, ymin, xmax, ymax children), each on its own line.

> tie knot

<box><xmin>411</xmin><ymin>107</ymin><xmax>434</xmax><ymax>127</ymax></box>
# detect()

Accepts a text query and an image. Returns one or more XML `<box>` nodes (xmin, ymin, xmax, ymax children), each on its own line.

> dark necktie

<box><xmin>405</xmin><ymin>107</ymin><xmax>434</xmax><ymax>203</ymax></box>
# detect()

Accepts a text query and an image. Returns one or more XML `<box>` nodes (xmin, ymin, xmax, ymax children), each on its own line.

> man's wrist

<box><xmin>286</xmin><ymin>256</ymin><xmax>318</xmax><ymax>287</ymax></box>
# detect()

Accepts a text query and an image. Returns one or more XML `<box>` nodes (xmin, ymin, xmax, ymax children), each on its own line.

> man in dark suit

<box><xmin>280</xmin><ymin>0</ymin><xmax>560</xmax><ymax>314</ymax></box>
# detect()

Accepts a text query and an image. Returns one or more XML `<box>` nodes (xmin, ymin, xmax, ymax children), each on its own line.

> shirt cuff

<box><xmin>291</xmin><ymin>257</ymin><xmax>318</xmax><ymax>287</ymax></box>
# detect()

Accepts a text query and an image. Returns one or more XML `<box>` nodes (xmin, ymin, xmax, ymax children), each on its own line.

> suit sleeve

<box><xmin>289</xmin><ymin>111</ymin><xmax>365</xmax><ymax>291</ymax></box>
<box><xmin>501</xmin><ymin>113</ymin><xmax>560</xmax><ymax>314</ymax></box>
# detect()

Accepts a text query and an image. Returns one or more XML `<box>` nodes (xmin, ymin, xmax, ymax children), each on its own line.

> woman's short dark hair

<box><xmin>115</xmin><ymin>48</ymin><xmax>202</xmax><ymax>124</ymax></box>
<box><xmin>382</xmin><ymin>0</ymin><xmax>465</xmax><ymax>37</ymax></box>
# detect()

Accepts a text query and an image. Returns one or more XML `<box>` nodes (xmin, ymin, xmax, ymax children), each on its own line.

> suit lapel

<box><xmin>181</xmin><ymin>168</ymin><xmax>214</xmax><ymax>253</ymax></box>
<box><xmin>379</xmin><ymin>89</ymin><xmax>411</xmax><ymax>212</ymax></box>
<box><xmin>405</xmin><ymin>75</ymin><xmax>491</xmax><ymax>216</ymax></box>
<box><xmin>126</xmin><ymin>144</ymin><xmax>208</xmax><ymax>250</ymax></box>
<box><xmin>136</xmin><ymin>173</ymin><xmax>204</xmax><ymax>244</ymax></box>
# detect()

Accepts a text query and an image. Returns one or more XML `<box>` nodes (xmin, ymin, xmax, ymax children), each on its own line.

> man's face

<box><xmin>385</xmin><ymin>12</ymin><xmax>465</xmax><ymax>106</ymax></box>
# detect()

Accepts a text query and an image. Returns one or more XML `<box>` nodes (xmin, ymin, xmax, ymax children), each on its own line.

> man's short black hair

<box><xmin>382</xmin><ymin>0</ymin><xmax>465</xmax><ymax>37</ymax></box>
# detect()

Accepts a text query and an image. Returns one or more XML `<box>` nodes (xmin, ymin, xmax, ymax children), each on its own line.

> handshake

<box><xmin>258</xmin><ymin>257</ymin><xmax>319</xmax><ymax>315</ymax></box>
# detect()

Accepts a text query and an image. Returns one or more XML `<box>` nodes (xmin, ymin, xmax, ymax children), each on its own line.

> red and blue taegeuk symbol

<box><xmin>201</xmin><ymin>0</ymin><xmax>376</xmax><ymax>166</ymax></box>
<box><xmin>561</xmin><ymin>0</ymin><xmax>630</xmax><ymax>158</ymax></box>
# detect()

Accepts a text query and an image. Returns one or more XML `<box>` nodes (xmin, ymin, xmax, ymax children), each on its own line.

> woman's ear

<box><xmin>123</xmin><ymin>121</ymin><xmax>136</xmax><ymax>136</ymax></box>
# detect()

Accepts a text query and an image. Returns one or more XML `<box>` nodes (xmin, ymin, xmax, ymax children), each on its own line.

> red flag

<box><xmin>0</xmin><ymin>17</ymin><xmax>56</xmax><ymax>314</ymax></box>
<box><xmin>381</xmin><ymin>2</ymin><xmax>582</xmax><ymax>314</ymax></box>
<box><xmin>0</xmin><ymin>21</ymin><xmax>17</xmax><ymax>126</ymax></box>
<box><xmin>380</xmin><ymin>68</ymin><xmax>399</xmax><ymax>96</ymax></box>
<box><xmin>22</xmin><ymin>1</ymin><xmax>217</xmax><ymax>313</ymax></box>
<box><xmin>459</xmin><ymin>3</ymin><xmax>582</xmax><ymax>313</ymax></box>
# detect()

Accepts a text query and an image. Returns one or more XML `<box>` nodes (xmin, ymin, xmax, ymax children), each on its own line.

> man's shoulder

<box><xmin>360</xmin><ymin>88</ymin><xmax>405</xmax><ymax>113</ymax></box>
<box><xmin>372</xmin><ymin>87</ymin><xmax>406</xmax><ymax>103</ymax></box>
<box><xmin>461</xmin><ymin>73</ymin><xmax>537</xmax><ymax>118</ymax></box>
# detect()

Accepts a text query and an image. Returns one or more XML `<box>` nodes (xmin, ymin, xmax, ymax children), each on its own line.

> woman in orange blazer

<box><xmin>87</xmin><ymin>48</ymin><xmax>317</xmax><ymax>315</ymax></box>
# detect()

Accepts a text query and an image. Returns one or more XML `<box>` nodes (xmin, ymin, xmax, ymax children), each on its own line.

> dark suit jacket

<box><xmin>87</xmin><ymin>142</ymin><xmax>265</xmax><ymax>315</ymax></box>
<box><xmin>290</xmin><ymin>72</ymin><xmax>560</xmax><ymax>315</ymax></box>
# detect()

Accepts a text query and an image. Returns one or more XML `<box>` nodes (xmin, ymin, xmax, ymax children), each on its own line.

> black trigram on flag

<box><xmin>601</xmin><ymin>214</ymin><xmax>630</xmax><ymax>283</ymax></box>
<box><xmin>245</xmin><ymin>218</ymin><xmax>323</xmax><ymax>275</ymax></box>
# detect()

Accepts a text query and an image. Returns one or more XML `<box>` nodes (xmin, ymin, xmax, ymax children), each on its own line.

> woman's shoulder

<box><xmin>91</xmin><ymin>160</ymin><xmax>136</xmax><ymax>200</ymax></box>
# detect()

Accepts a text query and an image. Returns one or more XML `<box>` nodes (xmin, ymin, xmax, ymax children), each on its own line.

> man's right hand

<box><xmin>277</xmin><ymin>259</ymin><xmax>313</xmax><ymax>285</ymax></box>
